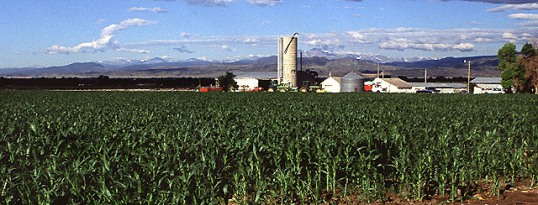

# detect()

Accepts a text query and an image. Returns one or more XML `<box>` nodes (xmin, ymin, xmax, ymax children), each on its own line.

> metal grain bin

<box><xmin>340</xmin><ymin>71</ymin><xmax>364</xmax><ymax>92</ymax></box>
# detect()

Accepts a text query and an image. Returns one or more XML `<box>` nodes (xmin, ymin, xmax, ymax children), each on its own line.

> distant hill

<box><xmin>3</xmin><ymin>62</ymin><xmax>107</xmax><ymax>77</ymax></box>
<box><xmin>384</xmin><ymin>56</ymin><xmax>499</xmax><ymax>70</ymax></box>
<box><xmin>0</xmin><ymin>55</ymin><xmax>501</xmax><ymax>78</ymax></box>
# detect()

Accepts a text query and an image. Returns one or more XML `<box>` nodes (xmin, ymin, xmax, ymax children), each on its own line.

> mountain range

<box><xmin>0</xmin><ymin>54</ymin><xmax>501</xmax><ymax>78</ymax></box>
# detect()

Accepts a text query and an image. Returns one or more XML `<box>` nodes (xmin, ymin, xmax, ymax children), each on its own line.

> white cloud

<box><xmin>180</xmin><ymin>0</ymin><xmax>281</xmax><ymax>6</ymax></box>
<box><xmin>517</xmin><ymin>20</ymin><xmax>538</xmax><ymax>27</ymax></box>
<box><xmin>117</xmin><ymin>48</ymin><xmax>151</xmax><ymax>54</ymax></box>
<box><xmin>488</xmin><ymin>3</ymin><xmax>538</xmax><ymax>12</ymax></box>
<box><xmin>508</xmin><ymin>13</ymin><xmax>538</xmax><ymax>27</ymax></box>
<box><xmin>346</xmin><ymin>31</ymin><xmax>368</xmax><ymax>43</ymax></box>
<box><xmin>180</xmin><ymin>32</ymin><xmax>194</xmax><ymax>38</ymax></box>
<box><xmin>502</xmin><ymin>32</ymin><xmax>520</xmax><ymax>42</ymax></box>
<box><xmin>453</xmin><ymin>43</ymin><xmax>475</xmax><ymax>52</ymax></box>
<box><xmin>247</xmin><ymin>0</ymin><xmax>282</xmax><ymax>6</ymax></box>
<box><xmin>221</xmin><ymin>45</ymin><xmax>234</xmax><ymax>51</ymax></box>
<box><xmin>122</xmin><ymin>27</ymin><xmax>537</xmax><ymax>59</ymax></box>
<box><xmin>454</xmin><ymin>0</ymin><xmax>537</xmax><ymax>4</ymax></box>
<box><xmin>243</xmin><ymin>38</ymin><xmax>260</xmax><ymax>45</ymax></box>
<box><xmin>474</xmin><ymin>37</ymin><xmax>494</xmax><ymax>43</ymax></box>
<box><xmin>347</xmin><ymin>27</ymin><xmax>536</xmax><ymax>48</ymax></box>
<box><xmin>46</xmin><ymin>18</ymin><xmax>155</xmax><ymax>54</ymax></box>
<box><xmin>129</xmin><ymin>7</ymin><xmax>168</xmax><ymax>13</ymax></box>
<box><xmin>468</xmin><ymin>21</ymin><xmax>483</xmax><ymax>26</ymax></box>
<box><xmin>379</xmin><ymin>38</ymin><xmax>458</xmax><ymax>51</ymax></box>
<box><xmin>508</xmin><ymin>13</ymin><xmax>538</xmax><ymax>20</ymax></box>
<box><xmin>304</xmin><ymin>36</ymin><xmax>345</xmax><ymax>51</ymax></box>
<box><xmin>184</xmin><ymin>0</ymin><xmax>235</xmax><ymax>6</ymax></box>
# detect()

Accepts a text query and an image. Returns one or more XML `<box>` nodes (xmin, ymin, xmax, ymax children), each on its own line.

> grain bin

<box><xmin>340</xmin><ymin>71</ymin><xmax>364</xmax><ymax>92</ymax></box>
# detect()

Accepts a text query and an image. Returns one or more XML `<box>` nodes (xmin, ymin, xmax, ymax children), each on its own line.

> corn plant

<box><xmin>0</xmin><ymin>91</ymin><xmax>536</xmax><ymax>204</ymax></box>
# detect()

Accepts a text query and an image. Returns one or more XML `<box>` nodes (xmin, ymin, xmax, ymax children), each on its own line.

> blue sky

<box><xmin>1</xmin><ymin>0</ymin><xmax>538</xmax><ymax>68</ymax></box>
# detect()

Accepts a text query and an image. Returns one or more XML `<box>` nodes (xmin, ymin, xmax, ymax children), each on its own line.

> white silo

<box><xmin>277</xmin><ymin>34</ymin><xmax>298</xmax><ymax>87</ymax></box>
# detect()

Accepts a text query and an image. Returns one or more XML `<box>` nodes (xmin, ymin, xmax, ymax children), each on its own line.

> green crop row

<box><xmin>0</xmin><ymin>91</ymin><xmax>537</xmax><ymax>204</ymax></box>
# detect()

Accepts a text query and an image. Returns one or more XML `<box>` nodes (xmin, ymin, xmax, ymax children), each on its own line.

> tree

<box><xmin>521</xmin><ymin>43</ymin><xmax>535</xmax><ymax>57</ymax></box>
<box><xmin>498</xmin><ymin>42</ymin><xmax>526</xmax><ymax>93</ymax></box>
<box><xmin>520</xmin><ymin>39</ymin><xmax>538</xmax><ymax>94</ymax></box>
<box><xmin>521</xmin><ymin>55</ymin><xmax>538</xmax><ymax>94</ymax></box>
<box><xmin>217</xmin><ymin>71</ymin><xmax>237</xmax><ymax>92</ymax></box>
<box><xmin>498</xmin><ymin>42</ymin><xmax>518</xmax><ymax>69</ymax></box>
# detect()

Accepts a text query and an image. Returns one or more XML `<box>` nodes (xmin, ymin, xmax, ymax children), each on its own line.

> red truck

<box><xmin>199</xmin><ymin>86</ymin><xmax>223</xmax><ymax>93</ymax></box>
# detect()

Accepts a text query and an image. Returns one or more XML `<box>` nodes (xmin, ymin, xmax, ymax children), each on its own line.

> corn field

<box><xmin>1</xmin><ymin>91</ymin><xmax>537</xmax><ymax>204</ymax></box>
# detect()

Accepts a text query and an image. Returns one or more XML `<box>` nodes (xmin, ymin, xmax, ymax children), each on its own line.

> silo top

<box><xmin>342</xmin><ymin>71</ymin><xmax>364</xmax><ymax>80</ymax></box>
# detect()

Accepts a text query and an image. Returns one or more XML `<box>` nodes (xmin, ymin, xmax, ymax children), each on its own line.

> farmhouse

<box><xmin>471</xmin><ymin>77</ymin><xmax>504</xmax><ymax>94</ymax></box>
<box><xmin>372</xmin><ymin>77</ymin><xmax>414</xmax><ymax>93</ymax></box>
<box><xmin>321</xmin><ymin>76</ymin><xmax>342</xmax><ymax>93</ymax></box>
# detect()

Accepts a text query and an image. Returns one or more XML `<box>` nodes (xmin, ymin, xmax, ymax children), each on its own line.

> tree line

<box><xmin>0</xmin><ymin>76</ymin><xmax>216</xmax><ymax>90</ymax></box>
<box><xmin>498</xmin><ymin>39</ymin><xmax>538</xmax><ymax>94</ymax></box>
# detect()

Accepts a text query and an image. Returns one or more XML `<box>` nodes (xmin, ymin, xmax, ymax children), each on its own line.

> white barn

<box><xmin>321</xmin><ymin>76</ymin><xmax>342</xmax><ymax>93</ymax></box>
<box><xmin>234</xmin><ymin>72</ymin><xmax>277</xmax><ymax>92</ymax></box>
<box><xmin>471</xmin><ymin>77</ymin><xmax>504</xmax><ymax>94</ymax></box>
<box><xmin>372</xmin><ymin>78</ymin><xmax>414</xmax><ymax>93</ymax></box>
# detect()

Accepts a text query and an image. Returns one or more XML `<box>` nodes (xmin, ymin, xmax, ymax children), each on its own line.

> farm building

<box><xmin>470</xmin><ymin>77</ymin><xmax>504</xmax><ymax>94</ymax></box>
<box><xmin>340</xmin><ymin>71</ymin><xmax>365</xmax><ymax>93</ymax></box>
<box><xmin>234</xmin><ymin>72</ymin><xmax>277</xmax><ymax>92</ymax></box>
<box><xmin>411</xmin><ymin>83</ymin><xmax>467</xmax><ymax>94</ymax></box>
<box><xmin>321</xmin><ymin>76</ymin><xmax>342</xmax><ymax>93</ymax></box>
<box><xmin>372</xmin><ymin>78</ymin><xmax>414</xmax><ymax>93</ymax></box>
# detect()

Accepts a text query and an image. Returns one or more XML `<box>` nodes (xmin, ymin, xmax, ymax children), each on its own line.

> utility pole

<box><xmin>424</xmin><ymin>68</ymin><xmax>427</xmax><ymax>84</ymax></box>
<box><xmin>465</xmin><ymin>60</ymin><xmax>471</xmax><ymax>94</ymax></box>
<box><xmin>377</xmin><ymin>62</ymin><xmax>380</xmax><ymax>78</ymax></box>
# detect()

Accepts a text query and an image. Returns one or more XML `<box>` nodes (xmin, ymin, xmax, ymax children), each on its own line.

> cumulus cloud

<box><xmin>220</xmin><ymin>45</ymin><xmax>234</xmax><ymax>51</ymax></box>
<box><xmin>124</xmin><ymin>27</ymin><xmax>536</xmax><ymax>59</ymax></box>
<box><xmin>304</xmin><ymin>35</ymin><xmax>345</xmax><ymax>51</ymax></box>
<box><xmin>247</xmin><ymin>0</ymin><xmax>282</xmax><ymax>6</ymax></box>
<box><xmin>508</xmin><ymin>13</ymin><xmax>538</xmax><ymax>20</ymax></box>
<box><xmin>446</xmin><ymin>0</ymin><xmax>538</xmax><ymax>4</ymax></box>
<box><xmin>117</xmin><ymin>48</ymin><xmax>151</xmax><ymax>54</ymax></box>
<box><xmin>184</xmin><ymin>0</ymin><xmax>235</xmax><ymax>6</ymax></box>
<box><xmin>468</xmin><ymin>21</ymin><xmax>484</xmax><ymax>26</ymax></box>
<box><xmin>453</xmin><ymin>43</ymin><xmax>475</xmax><ymax>51</ymax></box>
<box><xmin>519</xmin><ymin>21</ymin><xmax>538</xmax><ymax>26</ymax></box>
<box><xmin>502</xmin><ymin>32</ymin><xmax>520</xmax><ymax>41</ymax></box>
<box><xmin>346</xmin><ymin>31</ymin><xmax>369</xmax><ymax>43</ymax></box>
<box><xmin>378</xmin><ymin>38</ymin><xmax>462</xmax><ymax>52</ymax></box>
<box><xmin>243</xmin><ymin>38</ymin><xmax>260</xmax><ymax>45</ymax></box>
<box><xmin>129</xmin><ymin>7</ymin><xmax>168</xmax><ymax>13</ymax></box>
<box><xmin>46</xmin><ymin>18</ymin><xmax>155</xmax><ymax>54</ymax></box>
<box><xmin>508</xmin><ymin>13</ymin><xmax>538</xmax><ymax>27</ymax></box>
<box><xmin>342</xmin><ymin>27</ymin><xmax>534</xmax><ymax>53</ymax></box>
<box><xmin>474</xmin><ymin>37</ymin><xmax>494</xmax><ymax>42</ymax></box>
<box><xmin>163</xmin><ymin>0</ymin><xmax>282</xmax><ymax>6</ymax></box>
<box><xmin>488</xmin><ymin>3</ymin><xmax>538</xmax><ymax>12</ymax></box>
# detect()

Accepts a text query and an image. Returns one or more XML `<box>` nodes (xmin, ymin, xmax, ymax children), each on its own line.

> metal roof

<box><xmin>322</xmin><ymin>76</ymin><xmax>341</xmax><ymax>84</ymax></box>
<box><xmin>470</xmin><ymin>77</ymin><xmax>501</xmax><ymax>84</ymax></box>
<box><xmin>235</xmin><ymin>72</ymin><xmax>277</xmax><ymax>80</ymax></box>
<box><xmin>380</xmin><ymin>78</ymin><xmax>413</xmax><ymax>88</ymax></box>
<box><xmin>342</xmin><ymin>71</ymin><xmax>364</xmax><ymax>80</ymax></box>
<box><xmin>411</xmin><ymin>83</ymin><xmax>467</xmax><ymax>89</ymax></box>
